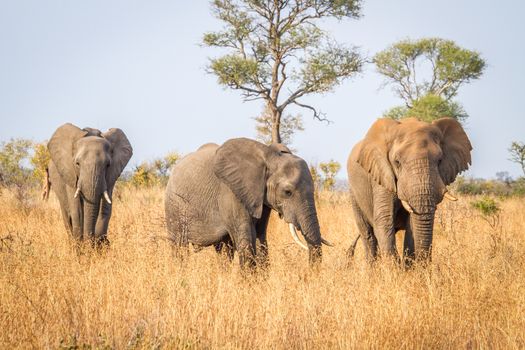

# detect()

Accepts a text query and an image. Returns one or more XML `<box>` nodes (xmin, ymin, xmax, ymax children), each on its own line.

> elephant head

<box><xmin>357</xmin><ymin>117</ymin><xmax>472</xmax><ymax>259</ymax></box>
<box><xmin>213</xmin><ymin>138</ymin><xmax>330</xmax><ymax>264</ymax></box>
<box><xmin>48</xmin><ymin>123</ymin><xmax>132</xmax><ymax>240</ymax></box>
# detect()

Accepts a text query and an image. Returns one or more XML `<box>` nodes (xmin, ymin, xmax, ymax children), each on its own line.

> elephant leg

<box><xmin>363</xmin><ymin>229</ymin><xmax>378</xmax><ymax>263</ymax></box>
<box><xmin>353</xmin><ymin>209</ymin><xmax>377</xmax><ymax>262</ymax></box>
<box><xmin>255</xmin><ymin>206</ymin><xmax>271</xmax><ymax>269</ymax></box>
<box><xmin>166</xmin><ymin>206</ymin><xmax>190</xmax><ymax>249</ymax></box>
<box><xmin>256</xmin><ymin>232</ymin><xmax>269</xmax><ymax>270</ymax></box>
<box><xmin>233</xmin><ymin>224</ymin><xmax>257</xmax><ymax>272</ymax></box>
<box><xmin>374</xmin><ymin>227</ymin><xmax>399</xmax><ymax>262</ymax></box>
<box><xmin>94</xmin><ymin>200</ymin><xmax>111</xmax><ymax>248</ymax></box>
<box><xmin>349</xmin><ymin>194</ymin><xmax>377</xmax><ymax>262</ymax></box>
<box><xmin>403</xmin><ymin>216</ymin><xmax>415</xmax><ymax>267</ymax></box>
<box><xmin>70</xmin><ymin>198</ymin><xmax>83</xmax><ymax>241</ymax></box>
<box><xmin>372</xmin><ymin>186</ymin><xmax>399</xmax><ymax>262</ymax></box>
<box><xmin>60</xmin><ymin>206</ymin><xmax>73</xmax><ymax>235</ymax></box>
<box><xmin>214</xmin><ymin>234</ymin><xmax>235</xmax><ymax>262</ymax></box>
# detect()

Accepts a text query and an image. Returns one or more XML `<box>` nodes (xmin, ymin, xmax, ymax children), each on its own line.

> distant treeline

<box><xmin>2</xmin><ymin>139</ymin><xmax>524</xmax><ymax>201</ymax></box>
<box><xmin>452</xmin><ymin>175</ymin><xmax>525</xmax><ymax>197</ymax></box>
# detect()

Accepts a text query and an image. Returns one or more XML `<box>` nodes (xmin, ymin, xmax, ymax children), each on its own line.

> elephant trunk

<box><xmin>78</xmin><ymin>168</ymin><xmax>106</xmax><ymax>242</ymax></box>
<box><xmin>410</xmin><ymin>212</ymin><xmax>435</xmax><ymax>260</ymax></box>
<box><xmin>83</xmin><ymin>200</ymin><xmax>100</xmax><ymax>241</ymax></box>
<box><xmin>403</xmin><ymin>158</ymin><xmax>441</xmax><ymax>261</ymax></box>
<box><xmin>297</xmin><ymin>202</ymin><xmax>322</xmax><ymax>265</ymax></box>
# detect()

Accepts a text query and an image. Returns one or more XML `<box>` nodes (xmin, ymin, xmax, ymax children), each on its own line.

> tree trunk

<box><xmin>270</xmin><ymin>105</ymin><xmax>282</xmax><ymax>144</ymax></box>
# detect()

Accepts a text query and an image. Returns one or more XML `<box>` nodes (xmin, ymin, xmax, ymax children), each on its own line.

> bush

<box><xmin>454</xmin><ymin>175</ymin><xmax>525</xmax><ymax>197</ymax></box>
<box><xmin>129</xmin><ymin>152</ymin><xmax>181</xmax><ymax>187</ymax></box>
<box><xmin>30</xmin><ymin>142</ymin><xmax>51</xmax><ymax>183</ymax></box>
<box><xmin>310</xmin><ymin>160</ymin><xmax>341</xmax><ymax>192</ymax></box>
<box><xmin>470</xmin><ymin>197</ymin><xmax>500</xmax><ymax>217</ymax></box>
<box><xmin>0</xmin><ymin>139</ymin><xmax>34</xmax><ymax>188</ymax></box>
<box><xmin>0</xmin><ymin>139</ymin><xmax>49</xmax><ymax>205</ymax></box>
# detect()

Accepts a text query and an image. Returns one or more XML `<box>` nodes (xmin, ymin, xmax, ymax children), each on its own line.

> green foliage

<box><xmin>383</xmin><ymin>105</ymin><xmax>408</xmax><ymax>120</ymax></box>
<box><xmin>254</xmin><ymin>107</ymin><xmax>304</xmax><ymax>146</ymax></box>
<box><xmin>209</xmin><ymin>55</ymin><xmax>268</xmax><ymax>88</ymax></box>
<box><xmin>203</xmin><ymin>0</ymin><xmax>363</xmax><ymax>143</ymax></box>
<box><xmin>319</xmin><ymin>160</ymin><xmax>341</xmax><ymax>191</ymax></box>
<box><xmin>454</xmin><ymin>176</ymin><xmax>525</xmax><ymax>197</ymax></box>
<box><xmin>471</xmin><ymin>197</ymin><xmax>500</xmax><ymax>217</ymax></box>
<box><xmin>130</xmin><ymin>164</ymin><xmax>157</xmax><ymax>187</ymax></box>
<box><xmin>130</xmin><ymin>152</ymin><xmax>181</xmax><ymax>187</ymax></box>
<box><xmin>299</xmin><ymin>44</ymin><xmax>362</xmax><ymax>93</ymax></box>
<box><xmin>310</xmin><ymin>160</ymin><xmax>341</xmax><ymax>191</ymax></box>
<box><xmin>508</xmin><ymin>141</ymin><xmax>525</xmax><ymax>176</ymax></box>
<box><xmin>375</xmin><ymin>38</ymin><xmax>485</xmax><ymax>103</ymax></box>
<box><xmin>470</xmin><ymin>196</ymin><xmax>502</xmax><ymax>231</ymax></box>
<box><xmin>375</xmin><ymin>37</ymin><xmax>485</xmax><ymax>123</ymax></box>
<box><xmin>309</xmin><ymin>165</ymin><xmax>320</xmax><ymax>189</ymax></box>
<box><xmin>385</xmin><ymin>93</ymin><xmax>468</xmax><ymax>123</ymax></box>
<box><xmin>30</xmin><ymin>142</ymin><xmax>51</xmax><ymax>183</ymax></box>
<box><xmin>0</xmin><ymin>139</ymin><xmax>34</xmax><ymax>188</ymax></box>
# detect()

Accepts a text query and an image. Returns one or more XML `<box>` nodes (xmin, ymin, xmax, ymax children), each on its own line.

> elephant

<box><xmin>347</xmin><ymin>117</ymin><xmax>472</xmax><ymax>264</ymax></box>
<box><xmin>165</xmin><ymin>138</ymin><xmax>332</xmax><ymax>270</ymax></box>
<box><xmin>45</xmin><ymin>123</ymin><xmax>132</xmax><ymax>246</ymax></box>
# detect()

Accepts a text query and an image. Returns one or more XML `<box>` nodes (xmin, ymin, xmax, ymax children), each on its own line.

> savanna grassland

<box><xmin>1</xmin><ymin>186</ymin><xmax>524</xmax><ymax>349</ymax></box>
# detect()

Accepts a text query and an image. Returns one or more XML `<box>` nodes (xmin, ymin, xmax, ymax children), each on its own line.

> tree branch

<box><xmin>292</xmin><ymin>100</ymin><xmax>331</xmax><ymax>123</ymax></box>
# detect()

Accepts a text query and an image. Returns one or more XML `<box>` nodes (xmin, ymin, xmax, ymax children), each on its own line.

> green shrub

<box><xmin>471</xmin><ymin>197</ymin><xmax>500</xmax><ymax>217</ymax></box>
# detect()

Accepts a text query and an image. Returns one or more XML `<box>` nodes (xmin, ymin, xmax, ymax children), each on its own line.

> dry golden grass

<box><xmin>1</xmin><ymin>186</ymin><xmax>524</xmax><ymax>349</ymax></box>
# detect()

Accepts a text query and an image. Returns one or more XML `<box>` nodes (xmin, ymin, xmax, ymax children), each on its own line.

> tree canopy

<box><xmin>374</xmin><ymin>38</ymin><xmax>485</xmax><ymax>122</ymax></box>
<box><xmin>383</xmin><ymin>93</ymin><xmax>468</xmax><ymax>123</ymax></box>
<box><xmin>203</xmin><ymin>0</ymin><xmax>364</xmax><ymax>143</ymax></box>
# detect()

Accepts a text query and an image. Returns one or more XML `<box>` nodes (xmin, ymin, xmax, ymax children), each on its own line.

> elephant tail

<box><xmin>41</xmin><ymin>168</ymin><xmax>50</xmax><ymax>201</ymax></box>
<box><xmin>346</xmin><ymin>234</ymin><xmax>361</xmax><ymax>259</ymax></box>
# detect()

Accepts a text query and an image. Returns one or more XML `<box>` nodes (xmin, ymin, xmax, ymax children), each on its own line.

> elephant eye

<box><xmin>284</xmin><ymin>189</ymin><xmax>293</xmax><ymax>197</ymax></box>
<box><xmin>394</xmin><ymin>159</ymin><xmax>401</xmax><ymax>168</ymax></box>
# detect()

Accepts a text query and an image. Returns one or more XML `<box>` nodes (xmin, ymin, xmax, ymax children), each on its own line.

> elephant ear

<box><xmin>433</xmin><ymin>118</ymin><xmax>472</xmax><ymax>185</ymax></box>
<box><xmin>356</xmin><ymin>118</ymin><xmax>399</xmax><ymax>193</ymax></box>
<box><xmin>213</xmin><ymin>138</ymin><xmax>268</xmax><ymax>219</ymax></box>
<box><xmin>47</xmin><ymin>123</ymin><xmax>88</xmax><ymax>187</ymax></box>
<box><xmin>102</xmin><ymin>128</ymin><xmax>133</xmax><ymax>188</ymax></box>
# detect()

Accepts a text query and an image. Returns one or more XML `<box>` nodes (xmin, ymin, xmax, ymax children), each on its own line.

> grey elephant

<box><xmin>45</xmin><ymin>123</ymin><xmax>132</xmax><ymax>246</ymax></box>
<box><xmin>165</xmin><ymin>138</ymin><xmax>331</xmax><ymax>270</ymax></box>
<box><xmin>347</xmin><ymin>117</ymin><xmax>472</xmax><ymax>264</ymax></box>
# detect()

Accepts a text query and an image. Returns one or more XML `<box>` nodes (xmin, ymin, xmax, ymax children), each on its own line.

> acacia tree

<box><xmin>509</xmin><ymin>141</ymin><xmax>525</xmax><ymax>176</ymax></box>
<box><xmin>204</xmin><ymin>0</ymin><xmax>363</xmax><ymax>143</ymax></box>
<box><xmin>374</xmin><ymin>38</ymin><xmax>485</xmax><ymax>122</ymax></box>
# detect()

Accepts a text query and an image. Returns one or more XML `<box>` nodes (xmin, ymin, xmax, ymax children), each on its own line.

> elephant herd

<box><xmin>44</xmin><ymin>117</ymin><xmax>472</xmax><ymax>270</ymax></box>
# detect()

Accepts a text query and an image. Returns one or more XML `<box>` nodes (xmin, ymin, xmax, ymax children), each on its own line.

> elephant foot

<box><xmin>93</xmin><ymin>237</ymin><xmax>110</xmax><ymax>252</ymax></box>
<box><xmin>215</xmin><ymin>238</ymin><xmax>235</xmax><ymax>262</ymax></box>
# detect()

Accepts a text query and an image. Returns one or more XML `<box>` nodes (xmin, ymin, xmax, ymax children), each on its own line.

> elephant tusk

<box><xmin>288</xmin><ymin>223</ymin><xmax>308</xmax><ymax>250</ymax></box>
<box><xmin>74</xmin><ymin>187</ymin><xmax>81</xmax><ymax>199</ymax></box>
<box><xmin>103</xmin><ymin>191</ymin><xmax>112</xmax><ymax>204</ymax></box>
<box><xmin>321</xmin><ymin>237</ymin><xmax>334</xmax><ymax>247</ymax></box>
<box><xmin>401</xmin><ymin>200</ymin><xmax>414</xmax><ymax>213</ymax></box>
<box><xmin>443</xmin><ymin>191</ymin><xmax>458</xmax><ymax>201</ymax></box>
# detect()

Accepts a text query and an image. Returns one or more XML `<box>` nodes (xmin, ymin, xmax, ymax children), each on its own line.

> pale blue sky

<box><xmin>1</xmin><ymin>0</ymin><xmax>524</xmax><ymax>178</ymax></box>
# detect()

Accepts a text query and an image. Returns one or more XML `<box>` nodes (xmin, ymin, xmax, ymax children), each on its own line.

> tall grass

<box><xmin>1</xmin><ymin>187</ymin><xmax>524</xmax><ymax>349</ymax></box>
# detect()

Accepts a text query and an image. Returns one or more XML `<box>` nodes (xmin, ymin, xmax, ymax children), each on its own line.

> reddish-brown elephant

<box><xmin>347</xmin><ymin>117</ymin><xmax>472</xmax><ymax>265</ymax></box>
